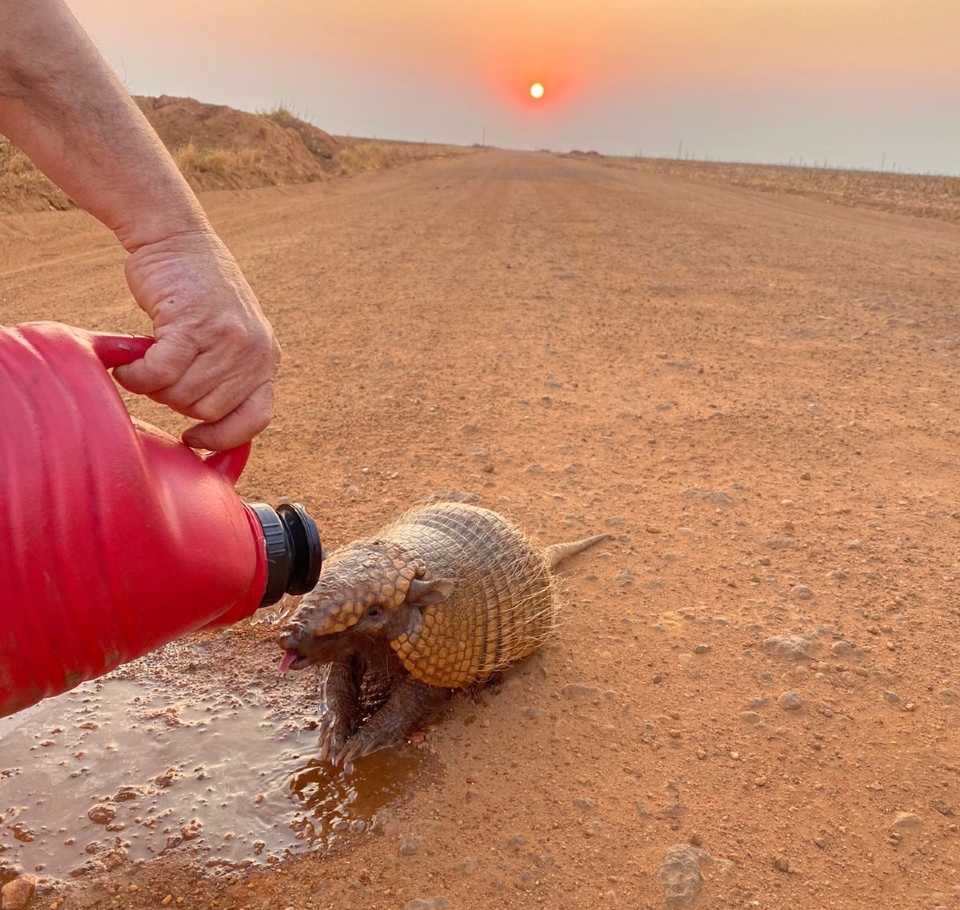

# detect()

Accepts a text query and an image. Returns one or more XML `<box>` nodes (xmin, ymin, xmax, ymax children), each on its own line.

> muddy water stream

<box><xmin>0</xmin><ymin>622</ymin><xmax>424</xmax><ymax>881</ymax></box>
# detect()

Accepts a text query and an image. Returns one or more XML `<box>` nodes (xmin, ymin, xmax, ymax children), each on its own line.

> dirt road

<box><xmin>2</xmin><ymin>150</ymin><xmax>959</xmax><ymax>909</ymax></box>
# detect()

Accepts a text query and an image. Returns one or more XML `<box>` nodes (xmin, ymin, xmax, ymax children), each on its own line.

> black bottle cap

<box><xmin>245</xmin><ymin>502</ymin><xmax>323</xmax><ymax>607</ymax></box>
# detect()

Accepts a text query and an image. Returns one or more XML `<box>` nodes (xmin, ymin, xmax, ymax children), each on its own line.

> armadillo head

<box><xmin>276</xmin><ymin>539</ymin><xmax>453</xmax><ymax>673</ymax></box>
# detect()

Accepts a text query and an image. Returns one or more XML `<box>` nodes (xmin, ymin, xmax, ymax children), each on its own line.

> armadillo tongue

<box><xmin>279</xmin><ymin>651</ymin><xmax>300</xmax><ymax>674</ymax></box>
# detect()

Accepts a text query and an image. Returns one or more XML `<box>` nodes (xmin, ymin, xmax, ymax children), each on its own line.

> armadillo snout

<box><xmin>277</xmin><ymin>622</ymin><xmax>308</xmax><ymax>653</ymax></box>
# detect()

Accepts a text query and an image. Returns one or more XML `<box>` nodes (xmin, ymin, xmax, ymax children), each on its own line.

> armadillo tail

<box><xmin>543</xmin><ymin>534</ymin><xmax>613</xmax><ymax>570</ymax></box>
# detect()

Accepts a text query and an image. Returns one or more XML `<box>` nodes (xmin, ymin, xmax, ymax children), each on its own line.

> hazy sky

<box><xmin>71</xmin><ymin>0</ymin><xmax>959</xmax><ymax>175</ymax></box>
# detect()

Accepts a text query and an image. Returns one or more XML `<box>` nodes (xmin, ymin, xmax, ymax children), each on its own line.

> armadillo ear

<box><xmin>407</xmin><ymin>577</ymin><xmax>455</xmax><ymax>606</ymax></box>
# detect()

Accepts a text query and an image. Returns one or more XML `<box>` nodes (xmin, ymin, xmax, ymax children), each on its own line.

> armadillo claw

<box><xmin>332</xmin><ymin>729</ymin><xmax>401</xmax><ymax>768</ymax></box>
<box><xmin>316</xmin><ymin>712</ymin><xmax>351</xmax><ymax>765</ymax></box>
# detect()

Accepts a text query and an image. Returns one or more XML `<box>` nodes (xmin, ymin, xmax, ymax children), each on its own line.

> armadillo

<box><xmin>277</xmin><ymin>499</ymin><xmax>610</xmax><ymax>767</ymax></box>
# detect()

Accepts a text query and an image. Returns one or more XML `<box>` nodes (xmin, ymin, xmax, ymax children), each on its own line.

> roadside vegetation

<box><xmin>567</xmin><ymin>151</ymin><xmax>960</xmax><ymax>225</ymax></box>
<box><xmin>0</xmin><ymin>101</ymin><xmax>469</xmax><ymax>213</ymax></box>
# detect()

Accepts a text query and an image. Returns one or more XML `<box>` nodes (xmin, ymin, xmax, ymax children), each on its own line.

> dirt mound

<box><xmin>0</xmin><ymin>95</ymin><xmax>343</xmax><ymax>210</ymax></box>
<box><xmin>134</xmin><ymin>95</ymin><xmax>341</xmax><ymax>191</ymax></box>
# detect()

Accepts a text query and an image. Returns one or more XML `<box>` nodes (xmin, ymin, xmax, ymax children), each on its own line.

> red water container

<box><xmin>0</xmin><ymin>322</ymin><xmax>321</xmax><ymax>717</ymax></box>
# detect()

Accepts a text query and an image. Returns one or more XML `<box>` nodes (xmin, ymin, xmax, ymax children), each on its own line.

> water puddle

<box><xmin>0</xmin><ymin>626</ymin><xmax>425</xmax><ymax>881</ymax></box>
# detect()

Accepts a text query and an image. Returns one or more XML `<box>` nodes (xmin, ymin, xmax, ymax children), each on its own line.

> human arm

<box><xmin>0</xmin><ymin>0</ymin><xmax>280</xmax><ymax>449</ymax></box>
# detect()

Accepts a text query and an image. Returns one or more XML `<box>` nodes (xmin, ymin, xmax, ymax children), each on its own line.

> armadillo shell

<box><xmin>385</xmin><ymin>503</ymin><xmax>557</xmax><ymax>689</ymax></box>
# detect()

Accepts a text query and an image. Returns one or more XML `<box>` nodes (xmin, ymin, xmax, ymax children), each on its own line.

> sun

<box><xmin>529</xmin><ymin>82</ymin><xmax>545</xmax><ymax>100</ymax></box>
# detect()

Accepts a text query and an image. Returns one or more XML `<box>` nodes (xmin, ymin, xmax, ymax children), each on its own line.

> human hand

<box><xmin>112</xmin><ymin>229</ymin><xmax>281</xmax><ymax>451</ymax></box>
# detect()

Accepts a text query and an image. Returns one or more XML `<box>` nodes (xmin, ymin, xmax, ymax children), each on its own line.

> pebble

<box><xmin>891</xmin><ymin>813</ymin><xmax>922</xmax><ymax>830</ymax></box>
<box><xmin>399</xmin><ymin>835</ymin><xmax>425</xmax><ymax>856</ymax></box>
<box><xmin>86</xmin><ymin>805</ymin><xmax>116</xmax><ymax>825</ymax></box>
<box><xmin>403</xmin><ymin>898</ymin><xmax>451</xmax><ymax>910</ymax></box>
<box><xmin>761</xmin><ymin>635</ymin><xmax>820</xmax><ymax>661</ymax></box>
<box><xmin>763</xmin><ymin>538</ymin><xmax>795</xmax><ymax>550</ymax></box>
<box><xmin>791</xmin><ymin>585</ymin><xmax>814</xmax><ymax>600</ymax></box>
<box><xmin>740</xmin><ymin>711</ymin><xmax>762</xmax><ymax>725</ymax></box>
<box><xmin>657</xmin><ymin>844</ymin><xmax>706</xmax><ymax>908</ymax></box>
<box><xmin>773</xmin><ymin>855</ymin><xmax>791</xmax><ymax>873</ymax></box>
<box><xmin>884</xmin><ymin>691</ymin><xmax>901</xmax><ymax>705</ymax></box>
<box><xmin>777</xmin><ymin>691</ymin><xmax>804</xmax><ymax>711</ymax></box>
<box><xmin>615</xmin><ymin>569</ymin><xmax>634</xmax><ymax>588</ymax></box>
<box><xmin>0</xmin><ymin>875</ymin><xmax>37</xmax><ymax>910</ymax></box>
<box><xmin>0</xmin><ymin>862</ymin><xmax>23</xmax><ymax>883</ymax></box>
<box><xmin>562</xmin><ymin>684</ymin><xmax>600</xmax><ymax>698</ymax></box>
<box><xmin>831</xmin><ymin>640</ymin><xmax>853</xmax><ymax>655</ymax></box>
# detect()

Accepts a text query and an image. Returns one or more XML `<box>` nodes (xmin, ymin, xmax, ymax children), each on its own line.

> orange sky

<box><xmin>72</xmin><ymin>0</ymin><xmax>960</xmax><ymax>173</ymax></box>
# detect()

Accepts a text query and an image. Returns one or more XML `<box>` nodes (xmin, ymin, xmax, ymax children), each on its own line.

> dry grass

<box><xmin>0</xmin><ymin>136</ymin><xmax>35</xmax><ymax>176</ymax></box>
<box><xmin>332</xmin><ymin>137</ymin><xmax>469</xmax><ymax>177</ymax></box>
<box><xmin>571</xmin><ymin>152</ymin><xmax>960</xmax><ymax>225</ymax></box>
<box><xmin>0</xmin><ymin>107</ymin><xmax>469</xmax><ymax>212</ymax></box>
<box><xmin>0</xmin><ymin>136</ymin><xmax>72</xmax><ymax>211</ymax></box>
<box><xmin>260</xmin><ymin>104</ymin><xmax>335</xmax><ymax>162</ymax></box>
<box><xmin>171</xmin><ymin>142</ymin><xmax>285</xmax><ymax>189</ymax></box>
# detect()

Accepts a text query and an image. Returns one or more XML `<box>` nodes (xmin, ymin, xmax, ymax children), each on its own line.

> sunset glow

<box><xmin>66</xmin><ymin>0</ymin><xmax>960</xmax><ymax>175</ymax></box>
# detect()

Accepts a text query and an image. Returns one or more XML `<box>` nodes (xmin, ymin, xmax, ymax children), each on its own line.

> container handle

<box><xmin>88</xmin><ymin>331</ymin><xmax>156</xmax><ymax>369</ymax></box>
<box><xmin>88</xmin><ymin>330</ymin><xmax>251</xmax><ymax>483</ymax></box>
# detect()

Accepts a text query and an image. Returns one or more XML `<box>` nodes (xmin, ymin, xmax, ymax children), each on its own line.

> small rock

<box><xmin>777</xmin><ymin>691</ymin><xmax>804</xmax><ymax>712</ymax></box>
<box><xmin>831</xmin><ymin>640</ymin><xmax>853</xmax><ymax>655</ymax></box>
<box><xmin>740</xmin><ymin>711</ymin><xmax>762</xmax><ymax>725</ymax></box>
<box><xmin>773</xmin><ymin>855</ymin><xmax>791</xmax><ymax>873</ymax></box>
<box><xmin>761</xmin><ymin>635</ymin><xmax>820</xmax><ymax>661</ymax></box>
<box><xmin>0</xmin><ymin>862</ymin><xmax>24</xmax><ymax>885</ymax></box>
<box><xmin>791</xmin><ymin>585</ymin><xmax>814</xmax><ymax>600</ymax></box>
<box><xmin>1</xmin><ymin>875</ymin><xmax>37</xmax><ymax>910</ymax></box>
<box><xmin>763</xmin><ymin>538</ymin><xmax>795</xmax><ymax>550</ymax></box>
<box><xmin>884</xmin><ymin>691</ymin><xmax>901</xmax><ymax>705</ymax></box>
<box><xmin>403</xmin><ymin>898</ymin><xmax>452</xmax><ymax>910</ymax></box>
<box><xmin>657</xmin><ymin>844</ymin><xmax>706</xmax><ymax>909</ymax></box>
<box><xmin>562</xmin><ymin>684</ymin><xmax>600</xmax><ymax>698</ymax></box>
<box><xmin>693</xmin><ymin>644</ymin><xmax>711</xmax><ymax>655</ymax></box>
<box><xmin>891</xmin><ymin>813</ymin><xmax>922</xmax><ymax>830</ymax></box>
<box><xmin>399</xmin><ymin>835</ymin><xmax>425</xmax><ymax>856</ymax></box>
<box><xmin>615</xmin><ymin>569</ymin><xmax>634</xmax><ymax>588</ymax></box>
<box><xmin>86</xmin><ymin>805</ymin><xmax>116</xmax><ymax>825</ymax></box>
<box><xmin>573</xmin><ymin>798</ymin><xmax>597</xmax><ymax>811</ymax></box>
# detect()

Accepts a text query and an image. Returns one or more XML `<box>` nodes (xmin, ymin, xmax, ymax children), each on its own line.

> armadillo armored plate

<box><xmin>383</xmin><ymin>503</ymin><xmax>559</xmax><ymax>689</ymax></box>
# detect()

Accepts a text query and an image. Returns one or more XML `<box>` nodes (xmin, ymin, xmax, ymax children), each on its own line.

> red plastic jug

<box><xmin>0</xmin><ymin>322</ymin><xmax>322</xmax><ymax>717</ymax></box>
